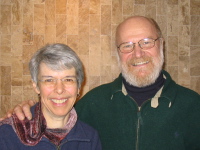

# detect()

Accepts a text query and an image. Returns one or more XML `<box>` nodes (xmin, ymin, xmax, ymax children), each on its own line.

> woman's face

<box><xmin>32</xmin><ymin>62</ymin><xmax>79</xmax><ymax>120</ymax></box>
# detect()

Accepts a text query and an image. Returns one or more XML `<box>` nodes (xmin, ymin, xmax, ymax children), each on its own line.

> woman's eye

<box><xmin>44</xmin><ymin>79</ymin><xmax>54</xmax><ymax>82</ymax></box>
<box><xmin>66</xmin><ymin>79</ymin><xmax>73</xmax><ymax>82</ymax></box>
<box><xmin>64</xmin><ymin>78</ymin><xmax>74</xmax><ymax>82</ymax></box>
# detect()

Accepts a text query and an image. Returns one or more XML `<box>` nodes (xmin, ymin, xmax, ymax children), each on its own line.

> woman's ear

<box><xmin>78</xmin><ymin>88</ymin><xmax>81</xmax><ymax>94</ymax></box>
<box><xmin>77</xmin><ymin>88</ymin><xmax>80</xmax><ymax>98</ymax></box>
<box><xmin>32</xmin><ymin>81</ymin><xmax>40</xmax><ymax>94</ymax></box>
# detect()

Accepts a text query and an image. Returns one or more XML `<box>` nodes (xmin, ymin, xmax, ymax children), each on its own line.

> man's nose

<box><xmin>132</xmin><ymin>44</ymin><xmax>145</xmax><ymax>58</ymax></box>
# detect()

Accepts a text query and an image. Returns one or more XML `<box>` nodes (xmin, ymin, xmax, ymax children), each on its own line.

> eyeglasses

<box><xmin>117</xmin><ymin>38</ymin><xmax>160</xmax><ymax>53</ymax></box>
<box><xmin>39</xmin><ymin>77</ymin><xmax>77</xmax><ymax>87</ymax></box>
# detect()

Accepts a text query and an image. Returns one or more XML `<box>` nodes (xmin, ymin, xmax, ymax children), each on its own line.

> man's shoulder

<box><xmin>164</xmin><ymin>78</ymin><xmax>200</xmax><ymax>107</ymax></box>
<box><xmin>176</xmin><ymin>84</ymin><xmax>200</xmax><ymax>99</ymax></box>
<box><xmin>163</xmin><ymin>70</ymin><xmax>200</xmax><ymax>99</ymax></box>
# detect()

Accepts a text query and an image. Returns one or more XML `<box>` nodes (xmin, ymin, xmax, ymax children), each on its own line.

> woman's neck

<box><xmin>42</xmin><ymin>111</ymin><xmax>69</xmax><ymax>128</ymax></box>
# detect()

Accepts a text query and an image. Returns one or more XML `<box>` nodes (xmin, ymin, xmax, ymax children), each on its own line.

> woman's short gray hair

<box><xmin>29</xmin><ymin>43</ymin><xmax>84</xmax><ymax>88</ymax></box>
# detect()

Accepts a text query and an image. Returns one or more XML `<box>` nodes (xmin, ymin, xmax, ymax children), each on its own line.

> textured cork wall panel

<box><xmin>0</xmin><ymin>0</ymin><xmax>199</xmax><ymax>117</ymax></box>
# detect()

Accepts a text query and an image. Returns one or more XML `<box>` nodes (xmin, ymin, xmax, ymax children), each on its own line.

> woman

<box><xmin>0</xmin><ymin>43</ymin><xmax>102</xmax><ymax>150</ymax></box>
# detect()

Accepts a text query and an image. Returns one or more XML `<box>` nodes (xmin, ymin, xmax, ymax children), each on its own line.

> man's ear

<box><xmin>160</xmin><ymin>37</ymin><xmax>165</xmax><ymax>45</ymax></box>
<box><xmin>32</xmin><ymin>81</ymin><xmax>40</xmax><ymax>94</ymax></box>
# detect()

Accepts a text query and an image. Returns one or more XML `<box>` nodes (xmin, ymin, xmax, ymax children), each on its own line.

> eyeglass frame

<box><xmin>38</xmin><ymin>76</ymin><xmax>77</xmax><ymax>87</ymax></box>
<box><xmin>117</xmin><ymin>37</ymin><xmax>160</xmax><ymax>53</ymax></box>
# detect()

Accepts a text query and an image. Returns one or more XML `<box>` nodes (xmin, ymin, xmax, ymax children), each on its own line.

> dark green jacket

<box><xmin>75</xmin><ymin>70</ymin><xmax>200</xmax><ymax>150</ymax></box>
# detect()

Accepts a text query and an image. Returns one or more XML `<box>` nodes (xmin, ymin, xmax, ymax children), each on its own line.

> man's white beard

<box><xmin>120</xmin><ymin>49</ymin><xmax>164</xmax><ymax>88</ymax></box>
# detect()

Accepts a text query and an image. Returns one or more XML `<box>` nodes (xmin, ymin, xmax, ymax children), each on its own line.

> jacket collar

<box><xmin>160</xmin><ymin>70</ymin><xmax>178</xmax><ymax>107</ymax></box>
<box><xmin>31</xmin><ymin>106</ymin><xmax>91</xmax><ymax>143</ymax></box>
<box><xmin>110</xmin><ymin>74</ymin><xmax>123</xmax><ymax>93</ymax></box>
<box><xmin>40</xmin><ymin>120</ymin><xmax>91</xmax><ymax>144</ymax></box>
<box><xmin>110</xmin><ymin>70</ymin><xmax>178</xmax><ymax>107</ymax></box>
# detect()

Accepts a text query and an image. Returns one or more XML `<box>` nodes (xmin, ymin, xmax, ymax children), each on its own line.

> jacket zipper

<box><xmin>56</xmin><ymin>145</ymin><xmax>60</xmax><ymax>150</ymax></box>
<box><xmin>137</xmin><ymin>100</ymin><xmax>151</xmax><ymax>150</ymax></box>
<box><xmin>127</xmin><ymin>96</ymin><xmax>140</xmax><ymax>150</ymax></box>
<box><xmin>129</xmin><ymin>95</ymin><xmax>150</xmax><ymax>150</ymax></box>
<box><xmin>136</xmin><ymin>108</ymin><xmax>142</xmax><ymax>150</ymax></box>
<box><xmin>54</xmin><ymin>140</ymin><xmax>68</xmax><ymax>150</ymax></box>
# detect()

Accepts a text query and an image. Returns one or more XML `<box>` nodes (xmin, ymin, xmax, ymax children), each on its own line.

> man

<box><xmin>3</xmin><ymin>16</ymin><xmax>200</xmax><ymax>150</ymax></box>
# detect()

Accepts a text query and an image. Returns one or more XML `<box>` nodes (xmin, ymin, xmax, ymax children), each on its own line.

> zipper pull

<box><xmin>137</xmin><ymin>111</ymin><xmax>143</xmax><ymax>125</ymax></box>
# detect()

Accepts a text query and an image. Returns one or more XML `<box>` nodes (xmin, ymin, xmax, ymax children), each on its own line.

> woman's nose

<box><xmin>54</xmin><ymin>80</ymin><xmax>65</xmax><ymax>95</ymax></box>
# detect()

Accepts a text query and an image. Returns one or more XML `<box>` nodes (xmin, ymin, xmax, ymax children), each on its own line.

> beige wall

<box><xmin>0</xmin><ymin>0</ymin><xmax>200</xmax><ymax>117</ymax></box>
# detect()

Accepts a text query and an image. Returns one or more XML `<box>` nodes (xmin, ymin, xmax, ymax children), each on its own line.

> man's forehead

<box><xmin>116</xmin><ymin>22</ymin><xmax>157</xmax><ymax>43</ymax></box>
<box><xmin>118</xmin><ymin>17</ymin><xmax>155</xmax><ymax>32</ymax></box>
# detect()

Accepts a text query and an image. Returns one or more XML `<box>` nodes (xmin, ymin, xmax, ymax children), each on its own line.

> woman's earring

<box><xmin>77</xmin><ymin>93</ymin><xmax>80</xmax><ymax>98</ymax></box>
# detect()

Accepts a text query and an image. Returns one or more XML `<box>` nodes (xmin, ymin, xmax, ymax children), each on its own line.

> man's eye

<box><xmin>123</xmin><ymin>44</ymin><xmax>132</xmax><ymax>48</ymax></box>
<box><xmin>143</xmin><ymin>41</ymin><xmax>151</xmax><ymax>45</ymax></box>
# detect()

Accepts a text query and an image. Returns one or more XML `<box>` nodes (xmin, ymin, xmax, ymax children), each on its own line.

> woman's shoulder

<box><xmin>0</xmin><ymin>119</ymin><xmax>18</xmax><ymax>141</ymax></box>
<box><xmin>0</xmin><ymin>118</ymin><xmax>13</xmax><ymax>130</ymax></box>
<box><xmin>76</xmin><ymin>120</ymin><xmax>98</xmax><ymax>133</ymax></box>
<box><xmin>69</xmin><ymin>119</ymin><xmax>100</xmax><ymax>140</ymax></box>
<box><xmin>0</xmin><ymin>118</ymin><xmax>17</xmax><ymax>136</ymax></box>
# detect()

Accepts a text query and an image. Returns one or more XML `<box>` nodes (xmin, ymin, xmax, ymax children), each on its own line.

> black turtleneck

<box><xmin>122</xmin><ymin>72</ymin><xmax>165</xmax><ymax>106</ymax></box>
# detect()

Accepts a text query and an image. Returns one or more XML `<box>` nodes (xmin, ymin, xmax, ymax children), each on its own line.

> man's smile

<box><xmin>132</xmin><ymin>60</ymin><xmax>150</xmax><ymax>66</ymax></box>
